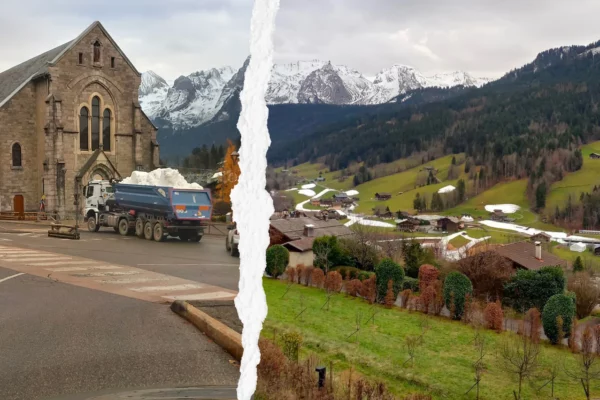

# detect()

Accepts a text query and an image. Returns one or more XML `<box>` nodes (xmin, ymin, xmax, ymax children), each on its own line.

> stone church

<box><xmin>0</xmin><ymin>21</ymin><xmax>159</xmax><ymax>218</ymax></box>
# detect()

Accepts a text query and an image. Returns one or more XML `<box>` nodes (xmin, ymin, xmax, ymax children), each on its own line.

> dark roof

<box><xmin>334</xmin><ymin>192</ymin><xmax>348</xmax><ymax>198</ymax></box>
<box><xmin>270</xmin><ymin>217</ymin><xmax>353</xmax><ymax>241</ymax></box>
<box><xmin>0</xmin><ymin>21</ymin><xmax>141</xmax><ymax>108</ymax></box>
<box><xmin>438</xmin><ymin>216</ymin><xmax>460</xmax><ymax>223</ymax></box>
<box><xmin>495</xmin><ymin>241</ymin><xmax>568</xmax><ymax>270</ymax></box>
<box><xmin>283</xmin><ymin>237</ymin><xmax>315</xmax><ymax>252</ymax></box>
<box><xmin>376</xmin><ymin>192</ymin><xmax>391</xmax><ymax>196</ymax></box>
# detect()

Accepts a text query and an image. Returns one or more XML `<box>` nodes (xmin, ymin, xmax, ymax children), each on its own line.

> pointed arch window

<box><xmin>93</xmin><ymin>41</ymin><xmax>101</xmax><ymax>63</ymax></box>
<box><xmin>103</xmin><ymin>109</ymin><xmax>111</xmax><ymax>151</ymax></box>
<box><xmin>79</xmin><ymin>107</ymin><xmax>89</xmax><ymax>150</ymax></box>
<box><xmin>91</xmin><ymin>96</ymin><xmax>100</xmax><ymax>150</ymax></box>
<box><xmin>12</xmin><ymin>143</ymin><xmax>21</xmax><ymax>167</ymax></box>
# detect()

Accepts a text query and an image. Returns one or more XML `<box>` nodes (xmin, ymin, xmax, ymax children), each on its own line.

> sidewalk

<box><xmin>0</xmin><ymin>219</ymin><xmax>78</xmax><ymax>234</ymax></box>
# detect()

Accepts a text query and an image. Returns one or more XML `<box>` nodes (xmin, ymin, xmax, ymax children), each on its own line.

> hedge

<box><xmin>542</xmin><ymin>293</ymin><xmax>576</xmax><ymax>344</ymax></box>
<box><xmin>374</xmin><ymin>259</ymin><xmax>405</xmax><ymax>303</ymax></box>
<box><xmin>503</xmin><ymin>266</ymin><xmax>565</xmax><ymax>312</ymax></box>
<box><xmin>443</xmin><ymin>272</ymin><xmax>473</xmax><ymax>320</ymax></box>
<box><xmin>333</xmin><ymin>266</ymin><xmax>363</xmax><ymax>280</ymax></box>
<box><xmin>357</xmin><ymin>271</ymin><xmax>375</xmax><ymax>281</ymax></box>
<box><xmin>266</xmin><ymin>245</ymin><xmax>289</xmax><ymax>278</ymax></box>
<box><xmin>402</xmin><ymin>277</ymin><xmax>419</xmax><ymax>292</ymax></box>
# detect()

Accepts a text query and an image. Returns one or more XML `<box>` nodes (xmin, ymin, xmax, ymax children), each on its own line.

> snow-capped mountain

<box><xmin>139</xmin><ymin>60</ymin><xmax>489</xmax><ymax>129</ymax></box>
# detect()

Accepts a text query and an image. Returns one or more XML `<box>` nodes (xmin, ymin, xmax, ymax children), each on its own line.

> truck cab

<box><xmin>83</xmin><ymin>180</ymin><xmax>116</xmax><ymax>221</ymax></box>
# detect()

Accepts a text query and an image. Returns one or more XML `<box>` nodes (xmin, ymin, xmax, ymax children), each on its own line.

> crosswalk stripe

<box><xmin>162</xmin><ymin>291</ymin><xmax>235</xmax><ymax>301</ymax></box>
<box><xmin>71</xmin><ymin>271</ymin><xmax>140</xmax><ymax>277</ymax></box>
<box><xmin>130</xmin><ymin>284</ymin><xmax>204</xmax><ymax>293</ymax></box>
<box><xmin>45</xmin><ymin>265</ymin><xmax>122</xmax><ymax>272</ymax></box>
<box><xmin>17</xmin><ymin>233</ymin><xmax>32</xmax><ymax>236</ymax></box>
<box><xmin>0</xmin><ymin>251</ymin><xmax>42</xmax><ymax>255</ymax></box>
<box><xmin>3</xmin><ymin>257</ymin><xmax>73</xmax><ymax>262</ymax></box>
<box><xmin>27</xmin><ymin>260</ymin><xmax>99</xmax><ymax>266</ymax></box>
<box><xmin>97</xmin><ymin>277</ymin><xmax>171</xmax><ymax>284</ymax></box>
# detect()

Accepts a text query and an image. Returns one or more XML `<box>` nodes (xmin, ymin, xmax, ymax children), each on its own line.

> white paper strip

<box><xmin>232</xmin><ymin>0</ymin><xmax>280</xmax><ymax>398</ymax></box>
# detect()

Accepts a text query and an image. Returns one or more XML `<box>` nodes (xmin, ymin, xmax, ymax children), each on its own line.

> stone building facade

<box><xmin>0</xmin><ymin>21</ymin><xmax>159</xmax><ymax>218</ymax></box>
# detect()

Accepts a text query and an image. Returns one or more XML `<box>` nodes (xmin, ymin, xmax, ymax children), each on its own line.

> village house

<box><xmin>310</xmin><ymin>198</ymin><xmax>321</xmax><ymax>206</ymax></box>
<box><xmin>375</xmin><ymin>192</ymin><xmax>392</xmax><ymax>200</ymax></box>
<box><xmin>396</xmin><ymin>218</ymin><xmax>421</xmax><ymax>232</ymax></box>
<box><xmin>495</xmin><ymin>241</ymin><xmax>568</xmax><ymax>270</ymax></box>
<box><xmin>594</xmin><ymin>245</ymin><xmax>600</xmax><ymax>256</ymax></box>
<box><xmin>590</xmin><ymin>153</ymin><xmax>600</xmax><ymax>159</ymax></box>
<box><xmin>269</xmin><ymin>217</ymin><xmax>354</xmax><ymax>267</ymax></box>
<box><xmin>436</xmin><ymin>217</ymin><xmax>463</xmax><ymax>233</ymax></box>
<box><xmin>0</xmin><ymin>21</ymin><xmax>159</xmax><ymax>218</ymax></box>
<box><xmin>319</xmin><ymin>198</ymin><xmax>333</xmax><ymax>207</ymax></box>
<box><xmin>373</xmin><ymin>205</ymin><xmax>393</xmax><ymax>219</ymax></box>
<box><xmin>333</xmin><ymin>192</ymin><xmax>348</xmax><ymax>201</ymax></box>
<box><xmin>530</xmin><ymin>232</ymin><xmax>552</xmax><ymax>243</ymax></box>
<box><xmin>490</xmin><ymin>209</ymin><xmax>509</xmax><ymax>222</ymax></box>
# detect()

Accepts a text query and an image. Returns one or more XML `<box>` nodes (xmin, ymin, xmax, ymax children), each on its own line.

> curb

<box><xmin>170</xmin><ymin>300</ymin><xmax>243</xmax><ymax>361</ymax></box>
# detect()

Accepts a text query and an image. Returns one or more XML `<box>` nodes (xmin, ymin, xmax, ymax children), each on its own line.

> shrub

<box><xmin>418</xmin><ymin>264</ymin><xmax>439</xmax><ymax>292</ymax></box>
<box><xmin>384</xmin><ymin>280</ymin><xmax>395</xmax><ymax>308</ymax></box>
<box><xmin>311</xmin><ymin>268</ymin><xmax>325</xmax><ymax>288</ymax></box>
<box><xmin>285</xmin><ymin>266</ymin><xmax>297</xmax><ymax>283</ymax></box>
<box><xmin>458</xmin><ymin>250</ymin><xmax>513</xmax><ymax>300</ymax></box>
<box><xmin>524</xmin><ymin>308</ymin><xmax>542</xmax><ymax>343</ymax></box>
<box><xmin>266</xmin><ymin>245</ymin><xmax>289</xmax><ymax>278</ymax></box>
<box><xmin>333</xmin><ymin>266</ymin><xmax>363</xmax><ymax>281</ymax></box>
<box><xmin>360</xmin><ymin>275</ymin><xmax>377</xmax><ymax>304</ymax></box>
<box><xmin>346</xmin><ymin>279</ymin><xmax>362</xmax><ymax>297</ymax></box>
<box><xmin>573</xmin><ymin>256</ymin><xmax>584</xmax><ymax>272</ymax></box>
<box><xmin>421</xmin><ymin>285</ymin><xmax>435</xmax><ymax>314</ymax></box>
<box><xmin>280</xmin><ymin>332</ymin><xmax>303</xmax><ymax>362</ymax></box>
<box><xmin>325</xmin><ymin>271</ymin><xmax>343</xmax><ymax>293</ymax></box>
<box><xmin>312</xmin><ymin>235</ymin><xmax>345</xmax><ymax>272</ymax></box>
<box><xmin>357</xmin><ymin>271</ymin><xmax>375</xmax><ymax>281</ymax></box>
<box><xmin>402</xmin><ymin>276</ymin><xmax>419</xmax><ymax>292</ymax></box>
<box><xmin>400</xmin><ymin>289</ymin><xmax>412</xmax><ymax>308</ymax></box>
<box><xmin>295</xmin><ymin>264</ymin><xmax>304</xmax><ymax>284</ymax></box>
<box><xmin>484</xmin><ymin>301</ymin><xmax>504</xmax><ymax>332</ymax></box>
<box><xmin>542</xmin><ymin>293</ymin><xmax>576</xmax><ymax>344</ymax></box>
<box><xmin>503</xmin><ymin>266</ymin><xmax>565</xmax><ymax>312</ymax></box>
<box><xmin>443</xmin><ymin>271</ymin><xmax>473</xmax><ymax>320</ymax></box>
<box><xmin>302</xmin><ymin>266</ymin><xmax>314</xmax><ymax>286</ymax></box>
<box><xmin>431</xmin><ymin>280</ymin><xmax>444</xmax><ymax>316</ymax></box>
<box><xmin>568</xmin><ymin>318</ymin><xmax>579</xmax><ymax>353</ymax></box>
<box><xmin>375</xmin><ymin>258</ymin><xmax>405</xmax><ymax>303</ymax></box>
<box><xmin>567</xmin><ymin>272</ymin><xmax>600</xmax><ymax>319</ymax></box>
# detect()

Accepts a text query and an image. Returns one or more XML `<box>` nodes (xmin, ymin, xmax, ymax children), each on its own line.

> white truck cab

<box><xmin>83</xmin><ymin>180</ymin><xmax>116</xmax><ymax>220</ymax></box>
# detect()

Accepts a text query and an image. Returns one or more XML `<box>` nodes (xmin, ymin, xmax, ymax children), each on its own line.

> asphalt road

<box><xmin>0</xmin><ymin>223</ymin><xmax>239</xmax><ymax>291</ymax></box>
<box><xmin>0</xmin><ymin>223</ymin><xmax>241</xmax><ymax>400</ymax></box>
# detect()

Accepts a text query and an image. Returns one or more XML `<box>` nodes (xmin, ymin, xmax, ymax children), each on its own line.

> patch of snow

<box><xmin>484</xmin><ymin>204</ymin><xmax>520</xmax><ymax>214</ymax></box>
<box><xmin>345</xmin><ymin>189</ymin><xmax>359</xmax><ymax>196</ymax></box>
<box><xmin>211</xmin><ymin>171</ymin><xmax>223</xmax><ymax>180</ymax></box>
<box><xmin>298</xmin><ymin>189</ymin><xmax>316</xmax><ymax>197</ymax></box>
<box><xmin>461</xmin><ymin>216</ymin><xmax>474</xmax><ymax>222</ymax></box>
<box><xmin>479</xmin><ymin>220</ymin><xmax>599</xmax><ymax>243</ymax></box>
<box><xmin>344</xmin><ymin>215</ymin><xmax>394</xmax><ymax>228</ymax></box>
<box><xmin>301</xmin><ymin>183</ymin><xmax>316</xmax><ymax>189</ymax></box>
<box><xmin>438</xmin><ymin>185</ymin><xmax>456</xmax><ymax>194</ymax></box>
<box><xmin>312</xmin><ymin>188</ymin><xmax>335</xmax><ymax>199</ymax></box>
<box><xmin>122</xmin><ymin>168</ymin><xmax>203</xmax><ymax>189</ymax></box>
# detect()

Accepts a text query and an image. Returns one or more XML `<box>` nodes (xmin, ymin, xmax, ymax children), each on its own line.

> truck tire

<box><xmin>144</xmin><ymin>221</ymin><xmax>154</xmax><ymax>240</ymax></box>
<box><xmin>178</xmin><ymin>231</ymin><xmax>190</xmax><ymax>242</ymax></box>
<box><xmin>153</xmin><ymin>222</ymin><xmax>165</xmax><ymax>242</ymax></box>
<box><xmin>135</xmin><ymin>218</ymin><xmax>145</xmax><ymax>238</ymax></box>
<box><xmin>230</xmin><ymin>244</ymin><xmax>239</xmax><ymax>257</ymax></box>
<box><xmin>118</xmin><ymin>218</ymin><xmax>129</xmax><ymax>236</ymax></box>
<box><xmin>225</xmin><ymin>235</ymin><xmax>230</xmax><ymax>251</ymax></box>
<box><xmin>190</xmin><ymin>232</ymin><xmax>202</xmax><ymax>242</ymax></box>
<box><xmin>87</xmin><ymin>216</ymin><xmax>100</xmax><ymax>232</ymax></box>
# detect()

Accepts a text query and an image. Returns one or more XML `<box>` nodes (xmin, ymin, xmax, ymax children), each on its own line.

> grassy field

<box><xmin>263</xmin><ymin>279</ymin><xmax>596</xmax><ymax>400</ymax></box>
<box><xmin>353</xmin><ymin>155</ymin><xmax>463</xmax><ymax>213</ymax></box>
<box><xmin>443</xmin><ymin>180</ymin><xmax>561</xmax><ymax>232</ymax></box>
<box><xmin>546</xmin><ymin>140</ymin><xmax>600</xmax><ymax>210</ymax></box>
<box><xmin>548</xmin><ymin>243</ymin><xmax>600</xmax><ymax>271</ymax></box>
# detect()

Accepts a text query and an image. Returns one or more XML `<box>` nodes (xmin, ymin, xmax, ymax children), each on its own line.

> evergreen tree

<box><xmin>535</xmin><ymin>181</ymin><xmax>547</xmax><ymax>210</ymax></box>
<box><xmin>457</xmin><ymin>179</ymin><xmax>466</xmax><ymax>202</ymax></box>
<box><xmin>573</xmin><ymin>256</ymin><xmax>584</xmax><ymax>272</ymax></box>
<box><xmin>451</xmin><ymin>156</ymin><xmax>456</xmax><ymax>165</ymax></box>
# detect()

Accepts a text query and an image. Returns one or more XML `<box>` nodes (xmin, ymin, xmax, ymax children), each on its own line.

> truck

<box><xmin>83</xmin><ymin>179</ymin><xmax>212</xmax><ymax>242</ymax></box>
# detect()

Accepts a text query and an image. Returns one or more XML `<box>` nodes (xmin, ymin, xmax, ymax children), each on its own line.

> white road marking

<box><xmin>162</xmin><ymin>291</ymin><xmax>235</xmax><ymax>301</ymax></box>
<box><xmin>27</xmin><ymin>260</ymin><xmax>99</xmax><ymax>266</ymax></box>
<box><xmin>0</xmin><ymin>250</ymin><xmax>42</xmax><ymax>255</ymax></box>
<box><xmin>71</xmin><ymin>271</ymin><xmax>140</xmax><ymax>277</ymax></box>
<box><xmin>17</xmin><ymin>233</ymin><xmax>32</xmax><ymax>236</ymax></box>
<box><xmin>97</xmin><ymin>277</ymin><xmax>172</xmax><ymax>284</ymax></box>
<box><xmin>130</xmin><ymin>284</ymin><xmax>204</xmax><ymax>293</ymax></box>
<box><xmin>0</xmin><ymin>272</ymin><xmax>24</xmax><ymax>284</ymax></box>
<box><xmin>2</xmin><ymin>257</ymin><xmax>73</xmax><ymax>262</ymax></box>
<box><xmin>45</xmin><ymin>265</ymin><xmax>122</xmax><ymax>272</ymax></box>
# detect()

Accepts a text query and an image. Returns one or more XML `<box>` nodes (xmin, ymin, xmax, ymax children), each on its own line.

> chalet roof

<box><xmin>283</xmin><ymin>237</ymin><xmax>315</xmax><ymax>252</ymax></box>
<box><xmin>0</xmin><ymin>21</ymin><xmax>141</xmax><ymax>108</ymax></box>
<box><xmin>270</xmin><ymin>217</ymin><xmax>353</xmax><ymax>241</ymax></box>
<box><xmin>334</xmin><ymin>192</ymin><xmax>348</xmax><ymax>198</ymax></box>
<box><xmin>495</xmin><ymin>241</ymin><xmax>568</xmax><ymax>270</ymax></box>
<box><xmin>439</xmin><ymin>216</ymin><xmax>460</xmax><ymax>223</ymax></box>
<box><xmin>376</xmin><ymin>192</ymin><xmax>392</xmax><ymax>196</ymax></box>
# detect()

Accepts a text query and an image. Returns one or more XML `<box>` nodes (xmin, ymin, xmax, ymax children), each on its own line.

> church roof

<box><xmin>0</xmin><ymin>21</ymin><xmax>141</xmax><ymax>109</ymax></box>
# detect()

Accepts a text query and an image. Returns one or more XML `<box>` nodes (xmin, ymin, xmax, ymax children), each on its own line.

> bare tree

<box><xmin>498</xmin><ymin>325</ymin><xmax>541</xmax><ymax>400</ymax></box>
<box><xmin>467</xmin><ymin>329</ymin><xmax>487</xmax><ymax>400</ymax></box>
<box><xmin>564</xmin><ymin>326</ymin><xmax>600</xmax><ymax>400</ymax></box>
<box><xmin>313</xmin><ymin>240</ymin><xmax>333</xmax><ymax>274</ymax></box>
<box><xmin>567</xmin><ymin>272</ymin><xmax>600</xmax><ymax>319</ymax></box>
<box><xmin>537</xmin><ymin>360</ymin><xmax>561</xmax><ymax>399</ymax></box>
<box><xmin>339</xmin><ymin>224</ymin><xmax>380</xmax><ymax>270</ymax></box>
<box><xmin>403</xmin><ymin>335</ymin><xmax>421</xmax><ymax>367</ymax></box>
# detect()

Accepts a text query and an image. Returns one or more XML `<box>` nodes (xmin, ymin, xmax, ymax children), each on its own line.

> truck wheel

<box><xmin>225</xmin><ymin>236</ymin><xmax>231</xmax><ymax>251</ymax></box>
<box><xmin>153</xmin><ymin>223</ymin><xmax>165</xmax><ymax>242</ymax></box>
<box><xmin>230</xmin><ymin>244</ymin><xmax>239</xmax><ymax>257</ymax></box>
<box><xmin>118</xmin><ymin>219</ymin><xmax>129</xmax><ymax>236</ymax></box>
<box><xmin>191</xmin><ymin>233</ymin><xmax>202</xmax><ymax>243</ymax></box>
<box><xmin>135</xmin><ymin>218</ymin><xmax>145</xmax><ymax>238</ymax></box>
<box><xmin>178</xmin><ymin>231</ymin><xmax>190</xmax><ymax>242</ymax></box>
<box><xmin>87</xmin><ymin>217</ymin><xmax>100</xmax><ymax>232</ymax></box>
<box><xmin>144</xmin><ymin>221</ymin><xmax>154</xmax><ymax>240</ymax></box>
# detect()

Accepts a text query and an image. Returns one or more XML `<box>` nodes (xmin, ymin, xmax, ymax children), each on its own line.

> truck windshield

<box><xmin>105</xmin><ymin>186</ymin><xmax>114</xmax><ymax>193</ymax></box>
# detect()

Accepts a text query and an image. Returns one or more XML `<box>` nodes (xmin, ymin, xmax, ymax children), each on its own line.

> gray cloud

<box><xmin>274</xmin><ymin>0</ymin><xmax>600</xmax><ymax>78</ymax></box>
<box><xmin>0</xmin><ymin>0</ymin><xmax>252</xmax><ymax>81</ymax></box>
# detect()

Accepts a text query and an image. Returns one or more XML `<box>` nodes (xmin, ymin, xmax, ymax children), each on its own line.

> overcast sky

<box><xmin>2</xmin><ymin>0</ymin><xmax>600</xmax><ymax>82</ymax></box>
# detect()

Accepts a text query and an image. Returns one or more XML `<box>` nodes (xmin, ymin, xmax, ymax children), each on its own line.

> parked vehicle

<box><xmin>225</xmin><ymin>223</ymin><xmax>239</xmax><ymax>256</ymax></box>
<box><xmin>83</xmin><ymin>179</ymin><xmax>212</xmax><ymax>242</ymax></box>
